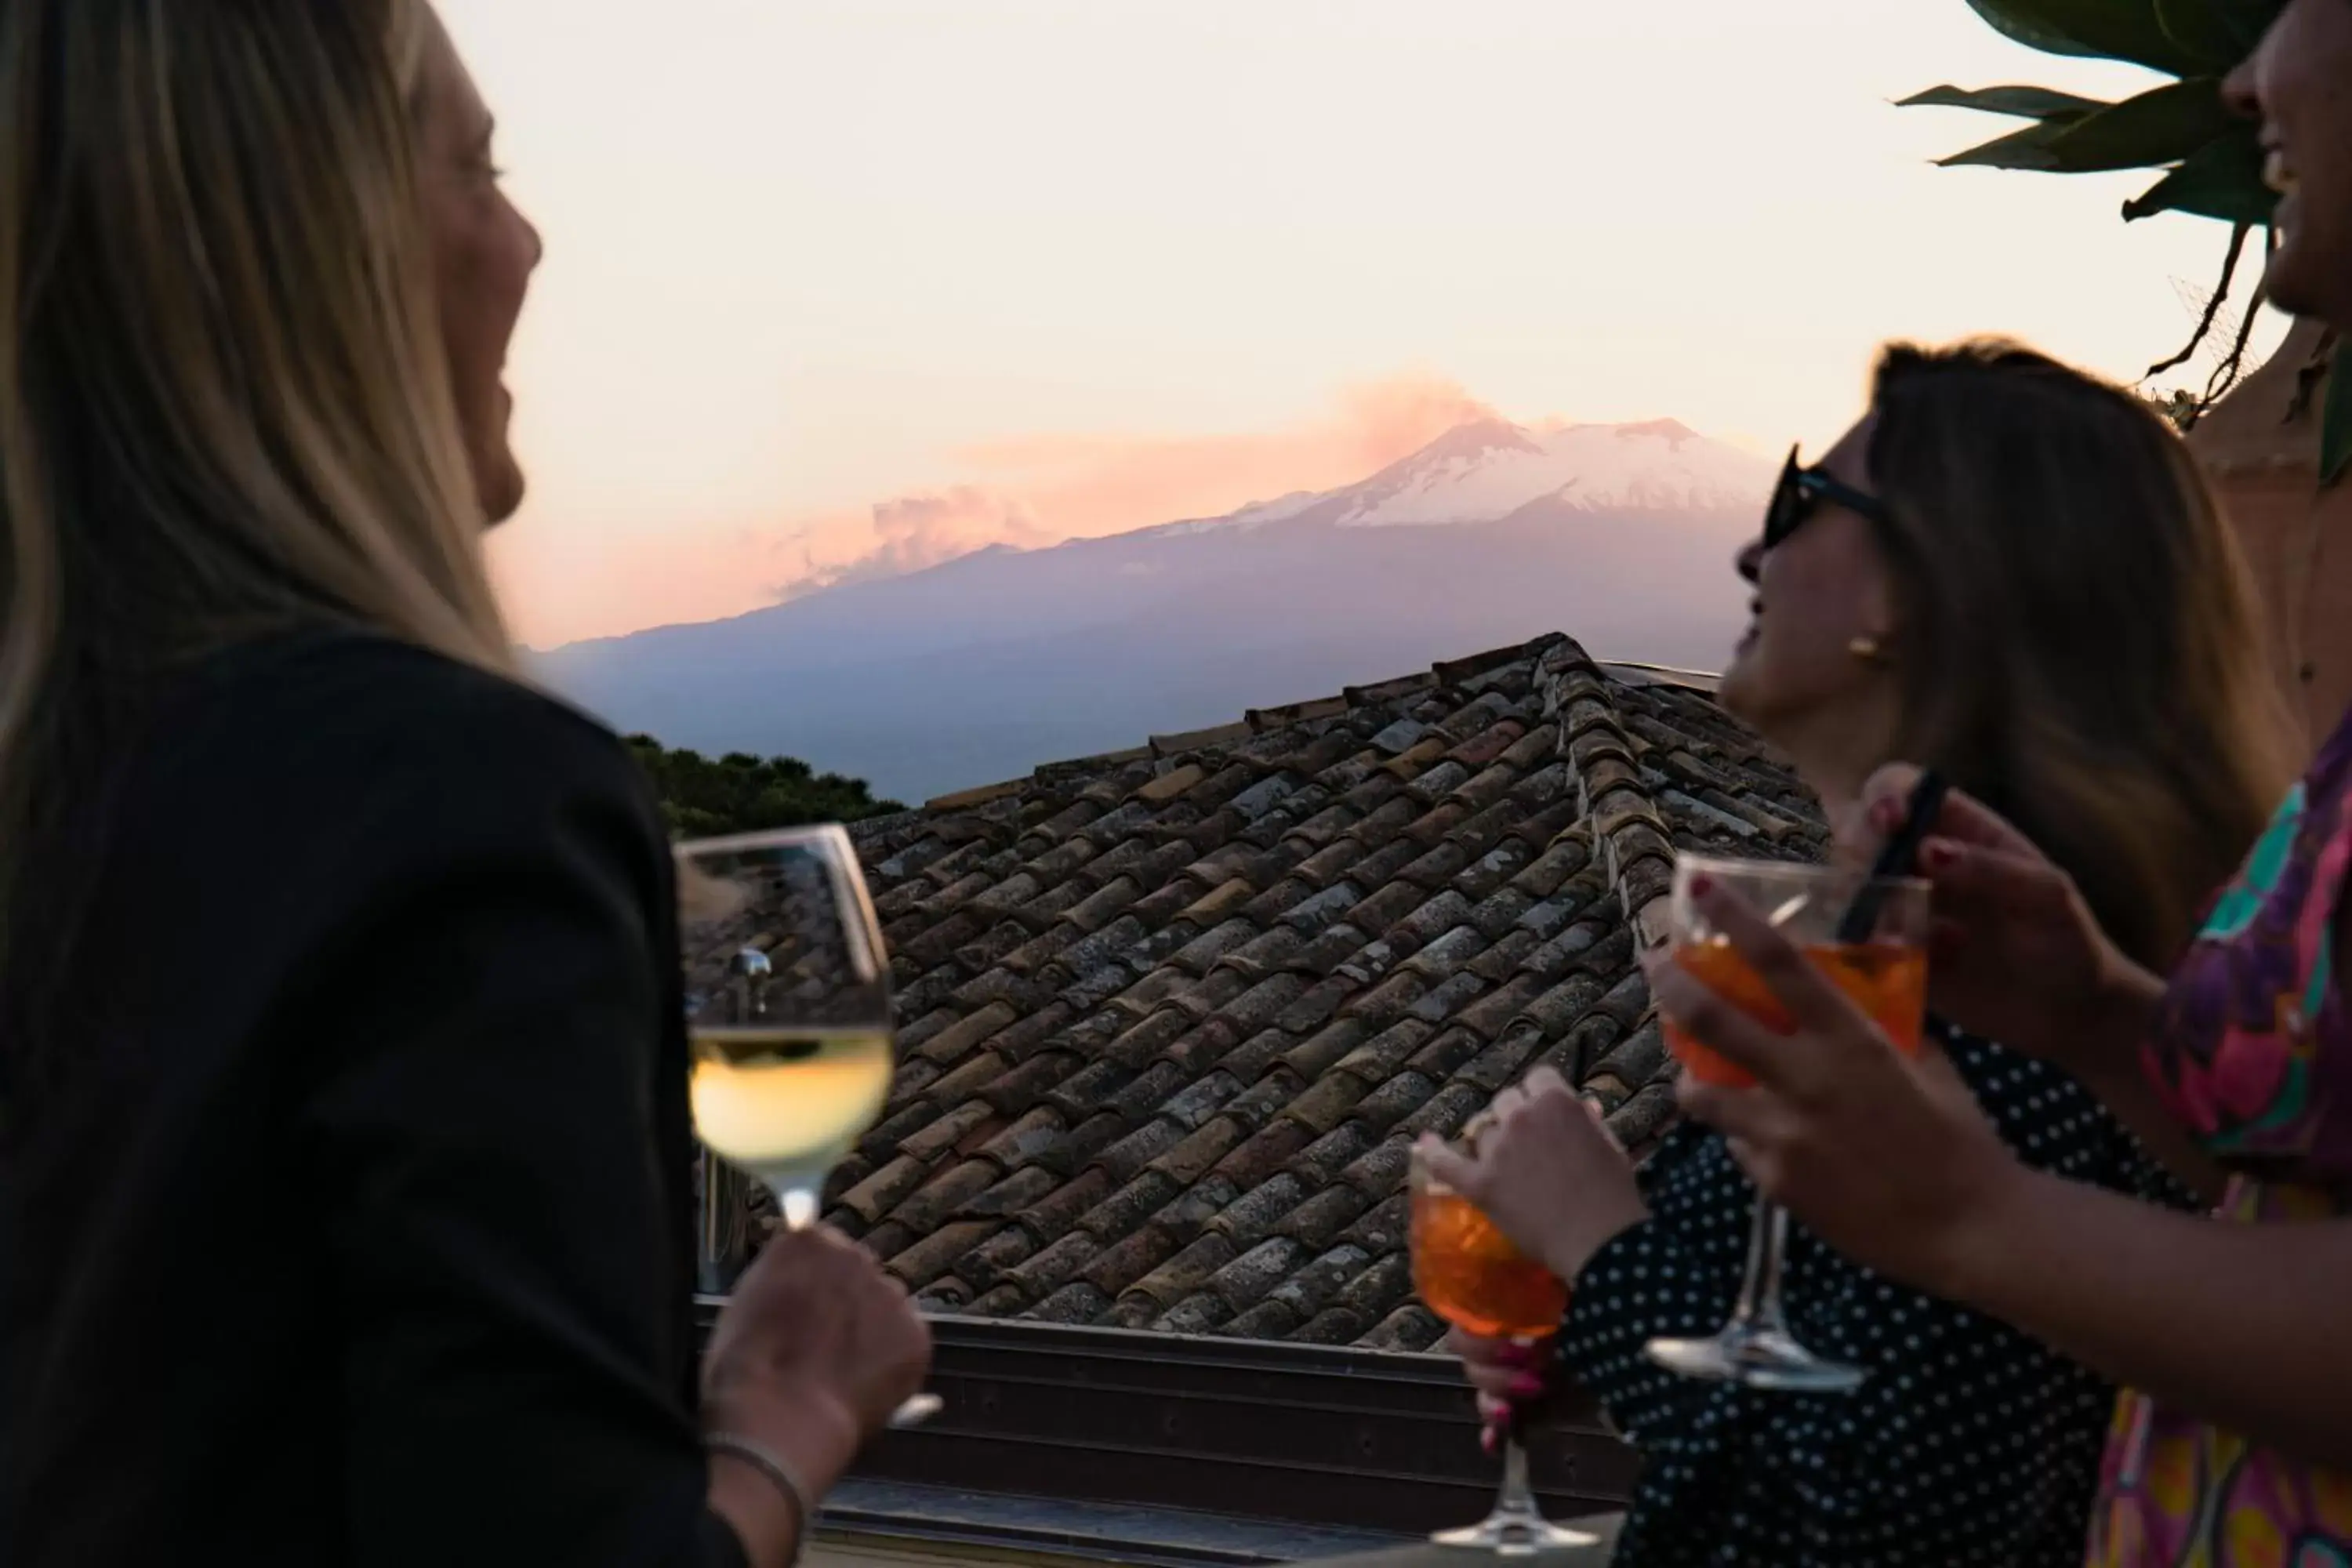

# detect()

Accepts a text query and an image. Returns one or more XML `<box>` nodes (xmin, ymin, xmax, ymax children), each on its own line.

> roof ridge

<box><xmin>1539</xmin><ymin>641</ymin><xmax>1675</xmax><ymax>956</ymax></box>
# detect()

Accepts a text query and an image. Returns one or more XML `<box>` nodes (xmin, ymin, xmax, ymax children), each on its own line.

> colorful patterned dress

<box><xmin>2086</xmin><ymin>714</ymin><xmax>2352</xmax><ymax>1567</ymax></box>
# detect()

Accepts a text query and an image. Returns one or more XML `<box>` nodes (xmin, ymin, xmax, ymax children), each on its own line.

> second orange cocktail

<box><xmin>1666</xmin><ymin>936</ymin><xmax>1928</xmax><ymax>1087</ymax></box>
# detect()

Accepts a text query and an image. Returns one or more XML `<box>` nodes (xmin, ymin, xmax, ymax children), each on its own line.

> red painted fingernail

<box><xmin>1480</xmin><ymin>1424</ymin><xmax>1499</xmax><ymax>1455</ymax></box>
<box><xmin>1508</xmin><ymin>1374</ymin><xmax>1548</xmax><ymax>1399</ymax></box>
<box><xmin>1690</xmin><ymin>873</ymin><xmax>1715</xmax><ymax>898</ymax></box>
<box><xmin>1922</xmin><ymin>840</ymin><xmax>1956</xmax><ymax>870</ymax></box>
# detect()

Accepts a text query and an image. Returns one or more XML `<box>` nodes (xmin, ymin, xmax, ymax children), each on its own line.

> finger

<box><xmin>1919</xmin><ymin>836</ymin><xmax>2063</xmax><ymax>916</ymax></box>
<box><xmin>1523</xmin><ymin>1065</ymin><xmax>1573</xmax><ymax>1100</ymax></box>
<box><xmin>1448</xmin><ymin>1327</ymin><xmax>1515</xmax><ymax>1367</ymax></box>
<box><xmin>1465</xmin><ymin>1363</ymin><xmax>1519</xmax><ymax>1400</ymax></box>
<box><xmin>1719</xmin><ymin>1134</ymin><xmax>1780</xmax><ymax>1195</ymax></box>
<box><xmin>1867</xmin><ymin>768</ymin><xmax>2033</xmax><ymax>859</ymax></box>
<box><xmin>1674</xmin><ymin>1073</ymin><xmax>1795</xmax><ymax>1150</ymax></box>
<box><xmin>1653</xmin><ymin>963</ymin><xmax>1792</xmax><ymax>1084</ymax></box>
<box><xmin>1415</xmin><ymin>1134</ymin><xmax>1481</xmax><ymax>1196</ymax></box>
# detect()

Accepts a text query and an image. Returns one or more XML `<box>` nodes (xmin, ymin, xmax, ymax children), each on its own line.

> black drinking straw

<box><xmin>1833</xmin><ymin>770</ymin><xmax>1950</xmax><ymax>944</ymax></box>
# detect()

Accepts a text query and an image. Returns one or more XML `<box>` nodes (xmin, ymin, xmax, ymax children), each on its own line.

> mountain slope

<box><xmin>539</xmin><ymin>419</ymin><xmax>1773</xmax><ymax>801</ymax></box>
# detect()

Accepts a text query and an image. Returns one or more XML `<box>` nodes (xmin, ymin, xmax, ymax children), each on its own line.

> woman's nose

<box><xmin>1735</xmin><ymin>538</ymin><xmax>1763</xmax><ymax>585</ymax></box>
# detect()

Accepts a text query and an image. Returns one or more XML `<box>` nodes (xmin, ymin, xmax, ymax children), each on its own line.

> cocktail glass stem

<box><xmin>1643</xmin><ymin>1187</ymin><xmax>1867</xmax><ymax>1393</ymax></box>
<box><xmin>1430</xmin><ymin>1409</ymin><xmax>1599</xmax><ymax>1555</ymax></box>
<box><xmin>1733</xmin><ymin>1197</ymin><xmax>1790</xmax><ymax>1334</ymax></box>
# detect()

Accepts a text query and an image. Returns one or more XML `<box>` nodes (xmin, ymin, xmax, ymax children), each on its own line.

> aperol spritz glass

<box><xmin>1410</xmin><ymin>1151</ymin><xmax>1598</xmax><ymax>1555</ymax></box>
<box><xmin>1644</xmin><ymin>854</ymin><xmax>1929</xmax><ymax>1393</ymax></box>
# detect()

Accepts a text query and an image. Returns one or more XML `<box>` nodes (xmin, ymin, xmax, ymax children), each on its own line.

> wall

<box><xmin>2192</xmin><ymin>318</ymin><xmax>2352</xmax><ymax>760</ymax></box>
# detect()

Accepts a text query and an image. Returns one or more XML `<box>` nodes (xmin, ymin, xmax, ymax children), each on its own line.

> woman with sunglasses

<box><xmin>1639</xmin><ymin>5</ymin><xmax>2352</xmax><ymax>1563</ymax></box>
<box><xmin>1433</xmin><ymin>339</ymin><xmax>2292</xmax><ymax>1566</ymax></box>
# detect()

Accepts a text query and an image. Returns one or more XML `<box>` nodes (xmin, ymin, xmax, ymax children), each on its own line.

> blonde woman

<box><xmin>0</xmin><ymin>5</ymin><xmax>927</xmax><ymax>1566</ymax></box>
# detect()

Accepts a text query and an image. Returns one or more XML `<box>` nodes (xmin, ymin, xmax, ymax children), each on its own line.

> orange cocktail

<box><xmin>1643</xmin><ymin>854</ymin><xmax>1929</xmax><ymax>1395</ymax></box>
<box><xmin>1407</xmin><ymin>1154</ymin><xmax>1598</xmax><ymax>1554</ymax></box>
<box><xmin>1667</xmin><ymin>937</ymin><xmax>1929</xmax><ymax>1088</ymax></box>
<box><xmin>1410</xmin><ymin>1184</ymin><xmax>1568</xmax><ymax>1339</ymax></box>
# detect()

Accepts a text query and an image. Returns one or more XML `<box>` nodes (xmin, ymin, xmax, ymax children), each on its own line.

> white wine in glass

<box><xmin>690</xmin><ymin>1023</ymin><xmax>894</xmax><ymax>1227</ymax></box>
<box><xmin>677</xmin><ymin>825</ymin><xmax>940</xmax><ymax>1428</ymax></box>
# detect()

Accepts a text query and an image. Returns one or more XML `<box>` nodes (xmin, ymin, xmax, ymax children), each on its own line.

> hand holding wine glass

<box><xmin>702</xmin><ymin>1225</ymin><xmax>933</xmax><ymax>1560</ymax></box>
<box><xmin>680</xmin><ymin>826</ymin><xmax>941</xmax><ymax>1428</ymax></box>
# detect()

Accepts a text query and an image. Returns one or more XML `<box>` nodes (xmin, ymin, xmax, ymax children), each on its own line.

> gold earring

<box><xmin>1848</xmin><ymin>636</ymin><xmax>1886</xmax><ymax>664</ymax></box>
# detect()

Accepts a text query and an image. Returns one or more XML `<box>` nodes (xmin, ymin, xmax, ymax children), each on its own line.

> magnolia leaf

<box><xmin>2122</xmin><ymin>126</ymin><xmax>2275</xmax><ymax>223</ymax></box>
<box><xmin>2038</xmin><ymin>78</ymin><xmax>2236</xmax><ymax>172</ymax></box>
<box><xmin>2325</xmin><ymin>341</ymin><xmax>2352</xmax><ymax>488</ymax></box>
<box><xmin>1897</xmin><ymin>83</ymin><xmax>2107</xmax><ymax>120</ymax></box>
<box><xmin>1964</xmin><ymin>0</ymin><xmax>2209</xmax><ymax>73</ymax></box>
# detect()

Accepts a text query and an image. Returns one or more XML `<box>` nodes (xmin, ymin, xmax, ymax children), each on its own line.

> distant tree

<box><xmin>624</xmin><ymin>735</ymin><xmax>906</xmax><ymax>839</ymax></box>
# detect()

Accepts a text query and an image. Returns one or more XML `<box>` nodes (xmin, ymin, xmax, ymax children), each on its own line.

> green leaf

<box><xmin>1898</xmin><ymin>83</ymin><xmax>2108</xmax><ymax>119</ymax></box>
<box><xmin>2155</xmin><ymin>0</ymin><xmax>2268</xmax><ymax>67</ymax></box>
<box><xmin>2324</xmin><ymin>342</ymin><xmax>2352</xmax><ymax>488</ymax></box>
<box><xmin>1964</xmin><ymin>0</ymin><xmax>2209</xmax><ymax>73</ymax></box>
<box><xmin>2038</xmin><ymin>78</ymin><xmax>2236</xmax><ymax>172</ymax></box>
<box><xmin>1938</xmin><ymin>118</ymin><xmax>2074</xmax><ymax>171</ymax></box>
<box><xmin>1962</xmin><ymin>0</ymin><xmax>2106</xmax><ymax>56</ymax></box>
<box><xmin>2122</xmin><ymin>125</ymin><xmax>2275</xmax><ymax>222</ymax></box>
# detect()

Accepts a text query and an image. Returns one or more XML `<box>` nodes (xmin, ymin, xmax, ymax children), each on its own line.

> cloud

<box><xmin>496</xmin><ymin>370</ymin><xmax>1504</xmax><ymax>646</ymax></box>
<box><xmin>771</xmin><ymin>485</ymin><xmax>1054</xmax><ymax>601</ymax></box>
<box><xmin>766</xmin><ymin>370</ymin><xmax>1494</xmax><ymax>602</ymax></box>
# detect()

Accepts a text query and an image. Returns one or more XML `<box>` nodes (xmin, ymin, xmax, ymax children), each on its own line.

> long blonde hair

<box><xmin>0</xmin><ymin>0</ymin><xmax>511</xmax><ymax>979</ymax></box>
<box><xmin>1867</xmin><ymin>339</ymin><xmax>2296</xmax><ymax>968</ymax></box>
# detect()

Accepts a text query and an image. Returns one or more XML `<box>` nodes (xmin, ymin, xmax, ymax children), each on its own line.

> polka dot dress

<box><xmin>1557</xmin><ymin>1022</ymin><xmax>2189</xmax><ymax>1568</ymax></box>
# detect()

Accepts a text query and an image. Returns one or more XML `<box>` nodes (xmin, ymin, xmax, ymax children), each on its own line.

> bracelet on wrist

<box><xmin>708</xmin><ymin>1432</ymin><xmax>817</xmax><ymax>1565</ymax></box>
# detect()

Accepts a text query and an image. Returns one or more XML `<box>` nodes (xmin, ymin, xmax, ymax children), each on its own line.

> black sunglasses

<box><xmin>1762</xmin><ymin>443</ymin><xmax>1896</xmax><ymax>550</ymax></box>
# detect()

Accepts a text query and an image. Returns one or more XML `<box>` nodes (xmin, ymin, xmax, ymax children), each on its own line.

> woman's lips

<box><xmin>2263</xmin><ymin>147</ymin><xmax>2298</xmax><ymax>197</ymax></box>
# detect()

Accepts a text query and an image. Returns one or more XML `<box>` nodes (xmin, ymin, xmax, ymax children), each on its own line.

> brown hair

<box><xmin>0</xmin><ymin>1</ymin><xmax>510</xmax><ymax>1018</ymax></box>
<box><xmin>1866</xmin><ymin>338</ymin><xmax>2294</xmax><ymax>967</ymax></box>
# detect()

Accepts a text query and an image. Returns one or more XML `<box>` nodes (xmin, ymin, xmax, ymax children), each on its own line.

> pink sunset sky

<box><xmin>441</xmin><ymin>0</ymin><xmax>2286</xmax><ymax>651</ymax></box>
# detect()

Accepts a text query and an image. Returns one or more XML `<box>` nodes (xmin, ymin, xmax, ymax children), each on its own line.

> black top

<box><xmin>0</xmin><ymin>631</ymin><xmax>747</xmax><ymax>1567</ymax></box>
<box><xmin>1559</xmin><ymin>1024</ymin><xmax>2185</xmax><ymax>1568</ymax></box>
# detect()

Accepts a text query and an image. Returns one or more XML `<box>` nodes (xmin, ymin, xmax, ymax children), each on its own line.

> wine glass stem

<box><xmin>1729</xmin><ymin>1193</ymin><xmax>1792</xmax><ymax>1333</ymax></box>
<box><xmin>775</xmin><ymin>1185</ymin><xmax>821</xmax><ymax>1232</ymax></box>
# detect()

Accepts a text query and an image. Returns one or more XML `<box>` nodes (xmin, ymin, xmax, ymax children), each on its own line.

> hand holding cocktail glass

<box><xmin>1410</xmin><ymin>1072</ymin><xmax>1644</xmax><ymax>1555</ymax></box>
<box><xmin>1660</xmin><ymin>786</ymin><xmax>2060</xmax><ymax>1298</ymax></box>
<box><xmin>1432</xmin><ymin>1086</ymin><xmax>1645</xmax><ymax>1454</ymax></box>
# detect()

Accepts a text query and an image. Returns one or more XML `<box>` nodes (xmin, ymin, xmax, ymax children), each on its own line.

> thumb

<box><xmin>1415</xmin><ymin>1134</ymin><xmax>1482</xmax><ymax>1199</ymax></box>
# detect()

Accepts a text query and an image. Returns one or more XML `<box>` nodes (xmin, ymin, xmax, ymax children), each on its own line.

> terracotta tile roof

<box><xmin>820</xmin><ymin>633</ymin><xmax>1824</xmax><ymax>1351</ymax></box>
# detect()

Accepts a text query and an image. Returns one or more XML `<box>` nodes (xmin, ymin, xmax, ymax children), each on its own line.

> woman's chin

<box><xmin>477</xmin><ymin>456</ymin><xmax>527</xmax><ymax>528</ymax></box>
<box><xmin>1717</xmin><ymin>645</ymin><xmax>1762</xmax><ymax>722</ymax></box>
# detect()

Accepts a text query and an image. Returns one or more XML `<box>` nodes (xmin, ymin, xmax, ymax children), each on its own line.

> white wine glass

<box><xmin>677</xmin><ymin>824</ymin><xmax>942</xmax><ymax>1428</ymax></box>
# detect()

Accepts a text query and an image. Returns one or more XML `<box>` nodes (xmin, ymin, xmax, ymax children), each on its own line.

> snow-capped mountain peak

<box><xmin>1175</xmin><ymin>417</ymin><xmax>1772</xmax><ymax>537</ymax></box>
